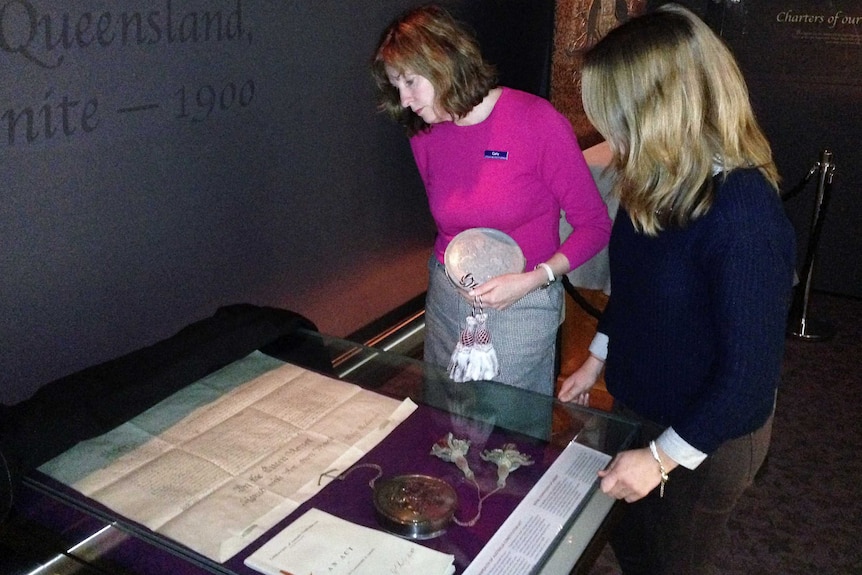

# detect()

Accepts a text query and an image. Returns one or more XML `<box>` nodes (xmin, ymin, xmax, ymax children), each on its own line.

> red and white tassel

<box><xmin>448</xmin><ymin>312</ymin><xmax>499</xmax><ymax>382</ymax></box>
<box><xmin>464</xmin><ymin>312</ymin><xmax>499</xmax><ymax>381</ymax></box>
<box><xmin>448</xmin><ymin>315</ymin><xmax>477</xmax><ymax>382</ymax></box>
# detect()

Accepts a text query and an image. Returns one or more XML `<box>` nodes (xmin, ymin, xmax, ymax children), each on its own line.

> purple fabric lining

<box><xmin>20</xmin><ymin>404</ymin><xmax>563</xmax><ymax>574</ymax></box>
<box><xmin>230</xmin><ymin>404</ymin><xmax>563</xmax><ymax>574</ymax></box>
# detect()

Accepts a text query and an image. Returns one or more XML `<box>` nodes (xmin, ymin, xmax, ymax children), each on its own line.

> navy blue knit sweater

<box><xmin>600</xmin><ymin>169</ymin><xmax>797</xmax><ymax>454</ymax></box>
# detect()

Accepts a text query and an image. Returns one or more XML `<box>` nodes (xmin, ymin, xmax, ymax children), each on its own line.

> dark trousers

<box><xmin>610</xmin><ymin>405</ymin><xmax>773</xmax><ymax>575</ymax></box>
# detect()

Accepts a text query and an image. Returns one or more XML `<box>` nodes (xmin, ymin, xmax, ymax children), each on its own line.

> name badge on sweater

<box><xmin>484</xmin><ymin>150</ymin><xmax>508</xmax><ymax>160</ymax></box>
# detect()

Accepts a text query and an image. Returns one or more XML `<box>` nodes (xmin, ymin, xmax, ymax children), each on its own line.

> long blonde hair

<box><xmin>581</xmin><ymin>3</ymin><xmax>779</xmax><ymax>235</ymax></box>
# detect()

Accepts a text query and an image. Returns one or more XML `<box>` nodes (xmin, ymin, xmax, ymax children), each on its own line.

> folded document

<box><xmin>244</xmin><ymin>507</ymin><xmax>455</xmax><ymax>575</ymax></box>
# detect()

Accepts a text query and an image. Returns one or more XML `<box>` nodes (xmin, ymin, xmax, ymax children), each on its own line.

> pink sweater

<box><xmin>410</xmin><ymin>87</ymin><xmax>611</xmax><ymax>271</ymax></box>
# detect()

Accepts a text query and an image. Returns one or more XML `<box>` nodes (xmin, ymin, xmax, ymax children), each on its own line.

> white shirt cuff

<box><xmin>588</xmin><ymin>332</ymin><xmax>609</xmax><ymax>361</ymax></box>
<box><xmin>656</xmin><ymin>428</ymin><xmax>707</xmax><ymax>470</ymax></box>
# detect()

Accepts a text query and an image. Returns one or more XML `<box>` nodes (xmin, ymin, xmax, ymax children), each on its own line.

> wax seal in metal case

<box><xmin>373</xmin><ymin>474</ymin><xmax>458</xmax><ymax>539</ymax></box>
<box><xmin>444</xmin><ymin>228</ymin><xmax>525</xmax><ymax>290</ymax></box>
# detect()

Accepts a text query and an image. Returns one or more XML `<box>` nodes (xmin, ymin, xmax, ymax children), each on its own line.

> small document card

<box><xmin>244</xmin><ymin>508</ymin><xmax>456</xmax><ymax>575</ymax></box>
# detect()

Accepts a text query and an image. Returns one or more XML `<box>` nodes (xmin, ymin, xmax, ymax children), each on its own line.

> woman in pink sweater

<box><xmin>372</xmin><ymin>4</ymin><xmax>611</xmax><ymax>395</ymax></box>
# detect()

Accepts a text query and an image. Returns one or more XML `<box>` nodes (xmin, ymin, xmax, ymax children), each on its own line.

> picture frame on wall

<box><xmin>550</xmin><ymin>0</ymin><xmax>648</xmax><ymax>147</ymax></box>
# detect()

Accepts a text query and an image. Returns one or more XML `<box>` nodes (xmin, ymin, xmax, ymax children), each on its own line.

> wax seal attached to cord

<box><xmin>444</xmin><ymin>228</ymin><xmax>525</xmax><ymax>291</ymax></box>
<box><xmin>373</xmin><ymin>474</ymin><xmax>458</xmax><ymax>539</ymax></box>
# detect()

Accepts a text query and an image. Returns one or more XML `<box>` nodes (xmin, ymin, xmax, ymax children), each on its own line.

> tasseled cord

<box><xmin>448</xmin><ymin>297</ymin><xmax>500</xmax><ymax>383</ymax></box>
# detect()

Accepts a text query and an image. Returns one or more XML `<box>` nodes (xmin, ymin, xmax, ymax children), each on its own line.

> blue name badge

<box><xmin>484</xmin><ymin>150</ymin><xmax>508</xmax><ymax>160</ymax></box>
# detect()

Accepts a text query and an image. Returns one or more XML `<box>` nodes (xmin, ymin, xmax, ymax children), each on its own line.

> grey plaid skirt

<box><xmin>423</xmin><ymin>257</ymin><xmax>563</xmax><ymax>396</ymax></box>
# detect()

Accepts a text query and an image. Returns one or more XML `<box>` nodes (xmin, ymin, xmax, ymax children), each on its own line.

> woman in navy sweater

<box><xmin>558</xmin><ymin>4</ymin><xmax>797</xmax><ymax>573</ymax></box>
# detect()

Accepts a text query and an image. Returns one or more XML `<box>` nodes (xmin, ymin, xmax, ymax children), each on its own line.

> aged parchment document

<box><xmin>39</xmin><ymin>352</ymin><xmax>417</xmax><ymax>562</ymax></box>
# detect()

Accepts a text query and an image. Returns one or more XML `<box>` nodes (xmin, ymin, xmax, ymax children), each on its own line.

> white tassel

<box><xmin>464</xmin><ymin>312</ymin><xmax>499</xmax><ymax>381</ymax></box>
<box><xmin>448</xmin><ymin>315</ymin><xmax>477</xmax><ymax>382</ymax></box>
<box><xmin>448</xmin><ymin>313</ymin><xmax>499</xmax><ymax>382</ymax></box>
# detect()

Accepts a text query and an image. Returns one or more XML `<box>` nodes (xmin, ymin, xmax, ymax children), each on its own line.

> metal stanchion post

<box><xmin>787</xmin><ymin>149</ymin><xmax>836</xmax><ymax>341</ymax></box>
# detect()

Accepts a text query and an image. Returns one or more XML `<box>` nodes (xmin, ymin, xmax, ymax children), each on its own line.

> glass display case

<box><xmin>11</xmin><ymin>329</ymin><xmax>638</xmax><ymax>575</ymax></box>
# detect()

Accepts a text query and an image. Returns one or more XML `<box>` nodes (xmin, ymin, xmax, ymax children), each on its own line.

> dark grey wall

<box><xmin>680</xmin><ymin>0</ymin><xmax>862</xmax><ymax>300</ymax></box>
<box><xmin>1</xmin><ymin>1</ymin><xmax>441</xmax><ymax>404</ymax></box>
<box><xmin>0</xmin><ymin>0</ymin><xmax>556</xmax><ymax>405</ymax></box>
<box><xmin>716</xmin><ymin>1</ymin><xmax>862</xmax><ymax>301</ymax></box>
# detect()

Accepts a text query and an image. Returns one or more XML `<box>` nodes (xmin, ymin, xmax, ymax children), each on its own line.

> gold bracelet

<box><xmin>649</xmin><ymin>440</ymin><xmax>669</xmax><ymax>498</ymax></box>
